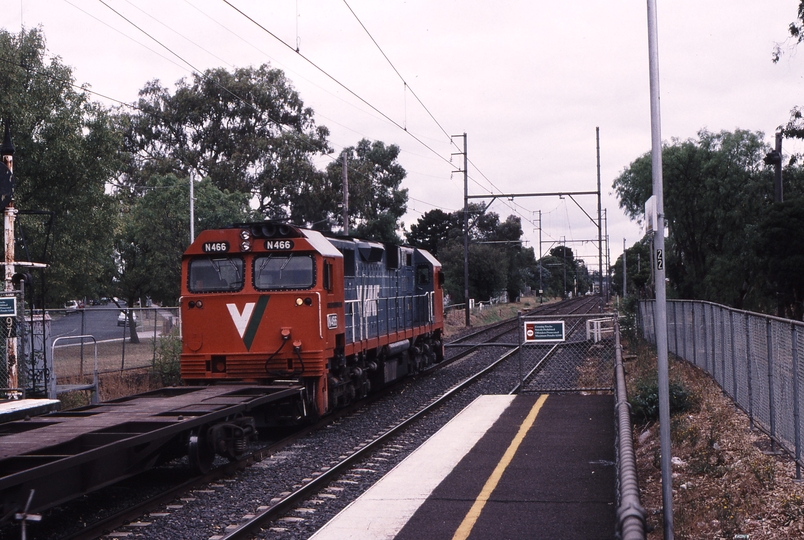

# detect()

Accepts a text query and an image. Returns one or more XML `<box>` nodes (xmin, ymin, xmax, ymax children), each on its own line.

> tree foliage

<box><xmin>0</xmin><ymin>28</ymin><xmax>122</xmax><ymax>306</ymax></box>
<box><xmin>408</xmin><ymin>206</ymin><xmax>537</xmax><ymax>303</ymax></box>
<box><xmin>114</xmin><ymin>174</ymin><xmax>250</xmax><ymax>309</ymax></box>
<box><xmin>774</xmin><ymin>4</ymin><xmax>804</xmax><ymax>150</ymax></box>
<box><xmin>754</xmin><ymin>198</ymin><xmax>804</xmax><ymax>319</ymax></box>
<box><xmin>612</xmin><ymin>129</ymin><xmax>804</xmax><ymax>316</ymax></box>
<box><xmin>773</xmin><ymin>2</ymin><xmax>804</xmax><ymax>63</ymax></box>
<box><xmin>613</xmin><ymin>129</ymin><xmax>774</xmax><ymax>307</ymax></box>
<box><xmin>610</xmin><ymin>237</ymin><xmax>653</xmax><ymax>298</ymax></box>
<box><xmin>325</xmin><ymin>139</ymin><xmax>409</xmax><ymax>242</ymax></box>
<box><xmin>120</xmin><ymin>65</ymin><xmax>331</xmax><ymax>220</ymax></box>
<box><xmin>538</xmin><ymin>245</ymin><xmax>590</xmax><ymax>298</ymax></box>
<box><xmin>405</xmin><ymin>209</ymin><xmax>461</xmax><ymax>257</ymax></box>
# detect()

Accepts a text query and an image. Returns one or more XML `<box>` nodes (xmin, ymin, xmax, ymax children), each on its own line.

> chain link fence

<box><xmin>0</xmin><ymin>304</ymin><xmax>180</xmax><ymax>400</ymax></box>
<box><xmin>517</xmin><ymin>313</ymin><xmax>616</xmax><ymax>393</ymax></box>
<box><xmin>639</xmin><ymin>299</ymin><xmax>804</xmax><ymax>475</ymax></box>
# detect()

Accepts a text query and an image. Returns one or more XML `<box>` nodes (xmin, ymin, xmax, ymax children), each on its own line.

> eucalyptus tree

<box><xmin>613</xmin><ymin>129</ymin><xmax>773</xmax><ymax>308</ymax></box>
<box><xmin>0</xmin><ymin>28</ymin><xmax>122</xmax><ymax>306</ymax></box>
<box><xmin>114</xmin><ymin>174</ymin><xmax>251</xmax><ymax>318</ymax></box>
<box><xmin>120</xmin><ymin>64</ymin><xmax>331</xmax><ymax>220</ymax></box>
<box><xmin>325</xmin><ymin>139</ymin><xmax>409</xmax><ymax>242</ymax></box>
<box><xmin>406</xmin><ymin>209</ymin><xmax>462</xmax><ymax>257</ymax></box>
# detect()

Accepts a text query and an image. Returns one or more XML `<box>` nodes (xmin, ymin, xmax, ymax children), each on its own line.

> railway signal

<box><xmin>1</xmin><ymin>123</ymin><xmax>18</xmax><ymax>394</ymax></box>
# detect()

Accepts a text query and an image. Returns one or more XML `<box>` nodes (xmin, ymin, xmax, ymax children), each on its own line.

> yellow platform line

<box><xmin>452</xmin><ymin>393</ymin><xmax>549</xmax><ymax>540</ymax></box>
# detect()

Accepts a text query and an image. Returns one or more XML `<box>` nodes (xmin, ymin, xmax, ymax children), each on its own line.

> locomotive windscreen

<box><xmin>188</xmin><ymin>257</ymin><xmax>245</xmax><ymax>292</ymax></box>
<box><xmin>254</xmin><ymin>253</ymin><xmax>315</xmax><ymax>290</ymax></box>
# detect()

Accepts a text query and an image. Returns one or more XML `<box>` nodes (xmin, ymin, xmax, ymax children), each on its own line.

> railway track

<box><xmin>3</xmin><ymin>296</ymin><xmax>607</xmax><ymax>540</ymax></box>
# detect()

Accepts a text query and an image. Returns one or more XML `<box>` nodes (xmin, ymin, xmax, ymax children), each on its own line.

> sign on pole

<box><xmin>0</xmin><ymin>296</ymin><xmax>16</xmax><ymax>317</ymax></box>
<box><xmin>523</xmin><ymin>320</ymin><xmax>565</xmax><ymax>343</ymax></box>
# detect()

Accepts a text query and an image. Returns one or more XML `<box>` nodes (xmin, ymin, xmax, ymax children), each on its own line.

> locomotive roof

<box><xmin>221</xmin><ymin>221</ymin><xmax>438</xmax><ymax>263</ymax></box>
<box><xmin>301</xmin><ymin>228</ymin><xmax>343</xmax><ymax>258</ymax></box>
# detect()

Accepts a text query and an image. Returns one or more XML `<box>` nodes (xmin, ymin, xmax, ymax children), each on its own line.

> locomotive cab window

<box><xmin>254</xmin><ymin>253</ymin><xmax>315</xmax><ymax>290</ymax></box>
<box><xmin>417</xmin><ymin>264</ymin><xmax>431</xmax><ymax>285</ymax></box>
<box><xmin>188</xmin><ymin>257</ymin><xmax>245</xmax><ymax>292</ymax></box>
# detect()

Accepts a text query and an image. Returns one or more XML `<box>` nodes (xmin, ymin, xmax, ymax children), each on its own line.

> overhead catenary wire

<box><xmin>84</xmin><ymin>1</ymin><xmax>505</xmax><ymax>215</ymax></box>
<box><xmin>26</xmin><ymin>3</ymin><xmax>507</xmax><ymax>223</ymax></box>
<box><xmin>221</xmin><ymin>0</ymin><xmax>454</xmax><ymax>173</ymax></box>
<box><xmin>340</xmin><ymin>1</ymin><xmax>510</xmax><ymax>201</ymax></box>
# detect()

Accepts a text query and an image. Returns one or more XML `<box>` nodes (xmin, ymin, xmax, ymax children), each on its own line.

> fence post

<box><xmin>702</xmin><ymin>304</ymin><xmax>710</xmax><ymax>373</ymax></box>
<box><xmin>730</xmin><ymin>309</ymin><xmax>738</xmax><ymax>400</ymax></box>
<box><xmin>681</xmin><ymin>302</ymin><xmax>687</xmax><ymax>361</ymax></box>
<box><xmin>672</xmin><ymin>301</ymin><xmax>678</xmax><ymax>357</ymax></box>
<box><xmin>517</xmin><ymin>312</ymin><xmax>523</xmax><ymax>393</ymax></box>
<box><xmin>766</xmin><ymin>318</ymin><xmax>776</xmax><ymax>453</ymax></box>
<box><xmin>80</xmin><ymin>309</ymin><xmax>86</xmax><ymax>377</ymax></box>
<box><xmin>746</xmin><ymin>313</ymin><xmax>754</xmax><ymax>429</ymax></box>
<box><xmin>691</xmin><ymin>304</ymin><xmax>697</xmax><ymax>367</ymax></box>
<box><xmin>720</xmin><ymin>306</ymin><xmax>726</xmax><ymax>389</ymax></box>
<box><xmin>792</xmin><ymin>323</ymin><xmax>801</xmax><ymax>480</ymax></box>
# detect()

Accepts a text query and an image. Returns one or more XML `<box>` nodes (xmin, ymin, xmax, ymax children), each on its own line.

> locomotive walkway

<box><xmin>311</xmin><ymin>393</ymin><xmax>616</xmax><ymax>540</ymax></box>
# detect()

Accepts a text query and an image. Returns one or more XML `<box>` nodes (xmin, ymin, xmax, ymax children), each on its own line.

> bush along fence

<box><xmin>639</xmin><ymin>299</ymin><xmax>804</xmax><ymax>478</ymax></box>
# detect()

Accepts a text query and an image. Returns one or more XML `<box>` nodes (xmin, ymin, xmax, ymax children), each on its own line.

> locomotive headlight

<box><xmin>295</xmin><ymin>297</ymin><xmax>304</xmax><ymax>306</ymax></box>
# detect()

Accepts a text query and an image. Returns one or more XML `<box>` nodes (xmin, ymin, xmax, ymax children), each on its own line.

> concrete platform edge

<box><xmin>310</xmin><ymin>394</ymin><xmax>516</xmax><ymax>540</ymax></box>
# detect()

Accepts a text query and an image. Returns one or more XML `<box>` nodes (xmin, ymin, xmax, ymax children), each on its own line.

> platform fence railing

<box><xmin>639</xmin><ymin>299</ymin><xmax>804</xmax><ymax>478</ymax></box>
<box><xmin>614</xmin><ymin>317</ymin><xmax>647</xmax><ymax>540</ymax></box>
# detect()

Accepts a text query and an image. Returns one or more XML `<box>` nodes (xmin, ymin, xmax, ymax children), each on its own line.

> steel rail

<box><xmin>220</xmin><ymin>345</ymin><xmax>522</xmax><ymax>540</ymax></box>
<box><xmin>50</xmin><ymin>297</ymin><xmax>601</xmax><ymax>539</ymax></box>
<box><xmin>221</xmin><ymin>297</ymin><xmax>602</xmax><ymax>539</ymax></box>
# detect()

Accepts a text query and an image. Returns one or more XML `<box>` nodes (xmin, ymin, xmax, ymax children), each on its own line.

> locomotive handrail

<box><xmin>315</xmin><ymin>292</ymin><xmax>322</xmax><ymax>338</ymax></box>
<box><xmin>344</xmin><ymin>291</ymin><xmax>434</xmax><ymax>345</ymax></box>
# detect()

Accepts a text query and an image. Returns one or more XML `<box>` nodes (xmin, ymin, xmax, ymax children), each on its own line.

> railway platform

<box><xmin>0</xmin><ymin>398</ymin><xmax>60</xmax><ymax>423</ymax></box>
<box><xmin>311</xmin><ymin>393</ymin><xmax>616</xmax><ymax>540</ymax></box>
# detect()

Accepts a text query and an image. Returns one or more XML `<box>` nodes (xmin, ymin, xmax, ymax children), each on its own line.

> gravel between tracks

<box><xmin>108</xmin><ymin>339</ymin><xmax>523</xmax><ymax>540</ymax></box>
<box><xmin>8</xmin><ymin>301</ymin><xmax>598</xmax><ymax>539</ymax></box>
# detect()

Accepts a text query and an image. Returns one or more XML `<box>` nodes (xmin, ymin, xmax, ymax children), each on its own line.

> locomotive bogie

<box><xmin>181</xmin><ymin>221</ymin><xmax>444</xmax><ymax>421</ymax></box>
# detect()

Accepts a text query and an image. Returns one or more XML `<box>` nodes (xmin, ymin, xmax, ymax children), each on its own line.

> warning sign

<box><xmin>524</xmin><ymin>320</ymin><xmax>565</xmax><ymax>343</ymax></box>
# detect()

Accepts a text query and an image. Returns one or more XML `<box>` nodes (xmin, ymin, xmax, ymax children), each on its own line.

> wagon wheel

<box><xmin>188</xmin><ymin>427</ymin><xmax>215</xmax><ymax>474</ymax></box>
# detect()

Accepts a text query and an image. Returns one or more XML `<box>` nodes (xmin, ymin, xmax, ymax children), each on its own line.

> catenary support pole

<box><xmin>597</xmin><ymin>127</ymin><xmax>603</xmax><ymax>305</ymax></box>
<box><xmin>2</xmin><ymin>126</ymin><xmax>17</xmax><ymax>394</ymax></box>
<box><xmin>461</xmin><ymin>134</ymin><xmax>469</xmax><ymax>326</ymax></box>
<box><xmin>342</xmin><ymin>153</ymin><xmax>349</xmax><ymax>235</ymax></box>
<box><xmin>622</xmin><ymin>238</ymin><xmax>627</xmax><ymax>303</ymax></box>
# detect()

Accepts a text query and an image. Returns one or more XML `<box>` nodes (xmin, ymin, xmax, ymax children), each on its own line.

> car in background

<box><xmin>64</xmin><ymin>300</ymin><xmax>80</xmax><ymax>313</ymax></box>
<box><xmin>117</xmin><ymin>311</ymin><xmax>139</xmax><ymax>327</ymax></box>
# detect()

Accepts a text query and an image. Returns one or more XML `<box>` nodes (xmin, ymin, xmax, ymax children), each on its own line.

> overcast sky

<box><xmin>2</xmin><ymin>1</ymin><xmax>803</xmax><ymax>270</ymax></box>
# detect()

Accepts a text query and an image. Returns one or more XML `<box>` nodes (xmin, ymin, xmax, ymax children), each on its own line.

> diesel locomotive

<box><xmin>180</xmin><ymin>221</ymin><xmax>445</xmax><ymax>422</ymax></box>
<box><xmin>0</xmin><ymin>222</ymin><xmax>446</xmax><ymax>519</ymax></box>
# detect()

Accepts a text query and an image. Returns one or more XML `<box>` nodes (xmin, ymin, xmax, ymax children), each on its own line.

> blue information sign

<box><xmin>0</xmin><ymin>296</ymin><xmax>16</xmax><ymax>317</ymax></box>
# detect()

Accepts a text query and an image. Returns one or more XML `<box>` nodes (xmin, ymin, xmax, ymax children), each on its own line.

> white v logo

<box><xmin>227</xmin><ymin>303</ymin><xmax>255</xmax><ymax>338</ymax></box>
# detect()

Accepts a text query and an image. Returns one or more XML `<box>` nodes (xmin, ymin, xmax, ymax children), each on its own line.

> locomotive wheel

<box><xmin>188</xmin><ymin>428</ymin><xmax>215</xmax><ymax>474</ymax></box>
